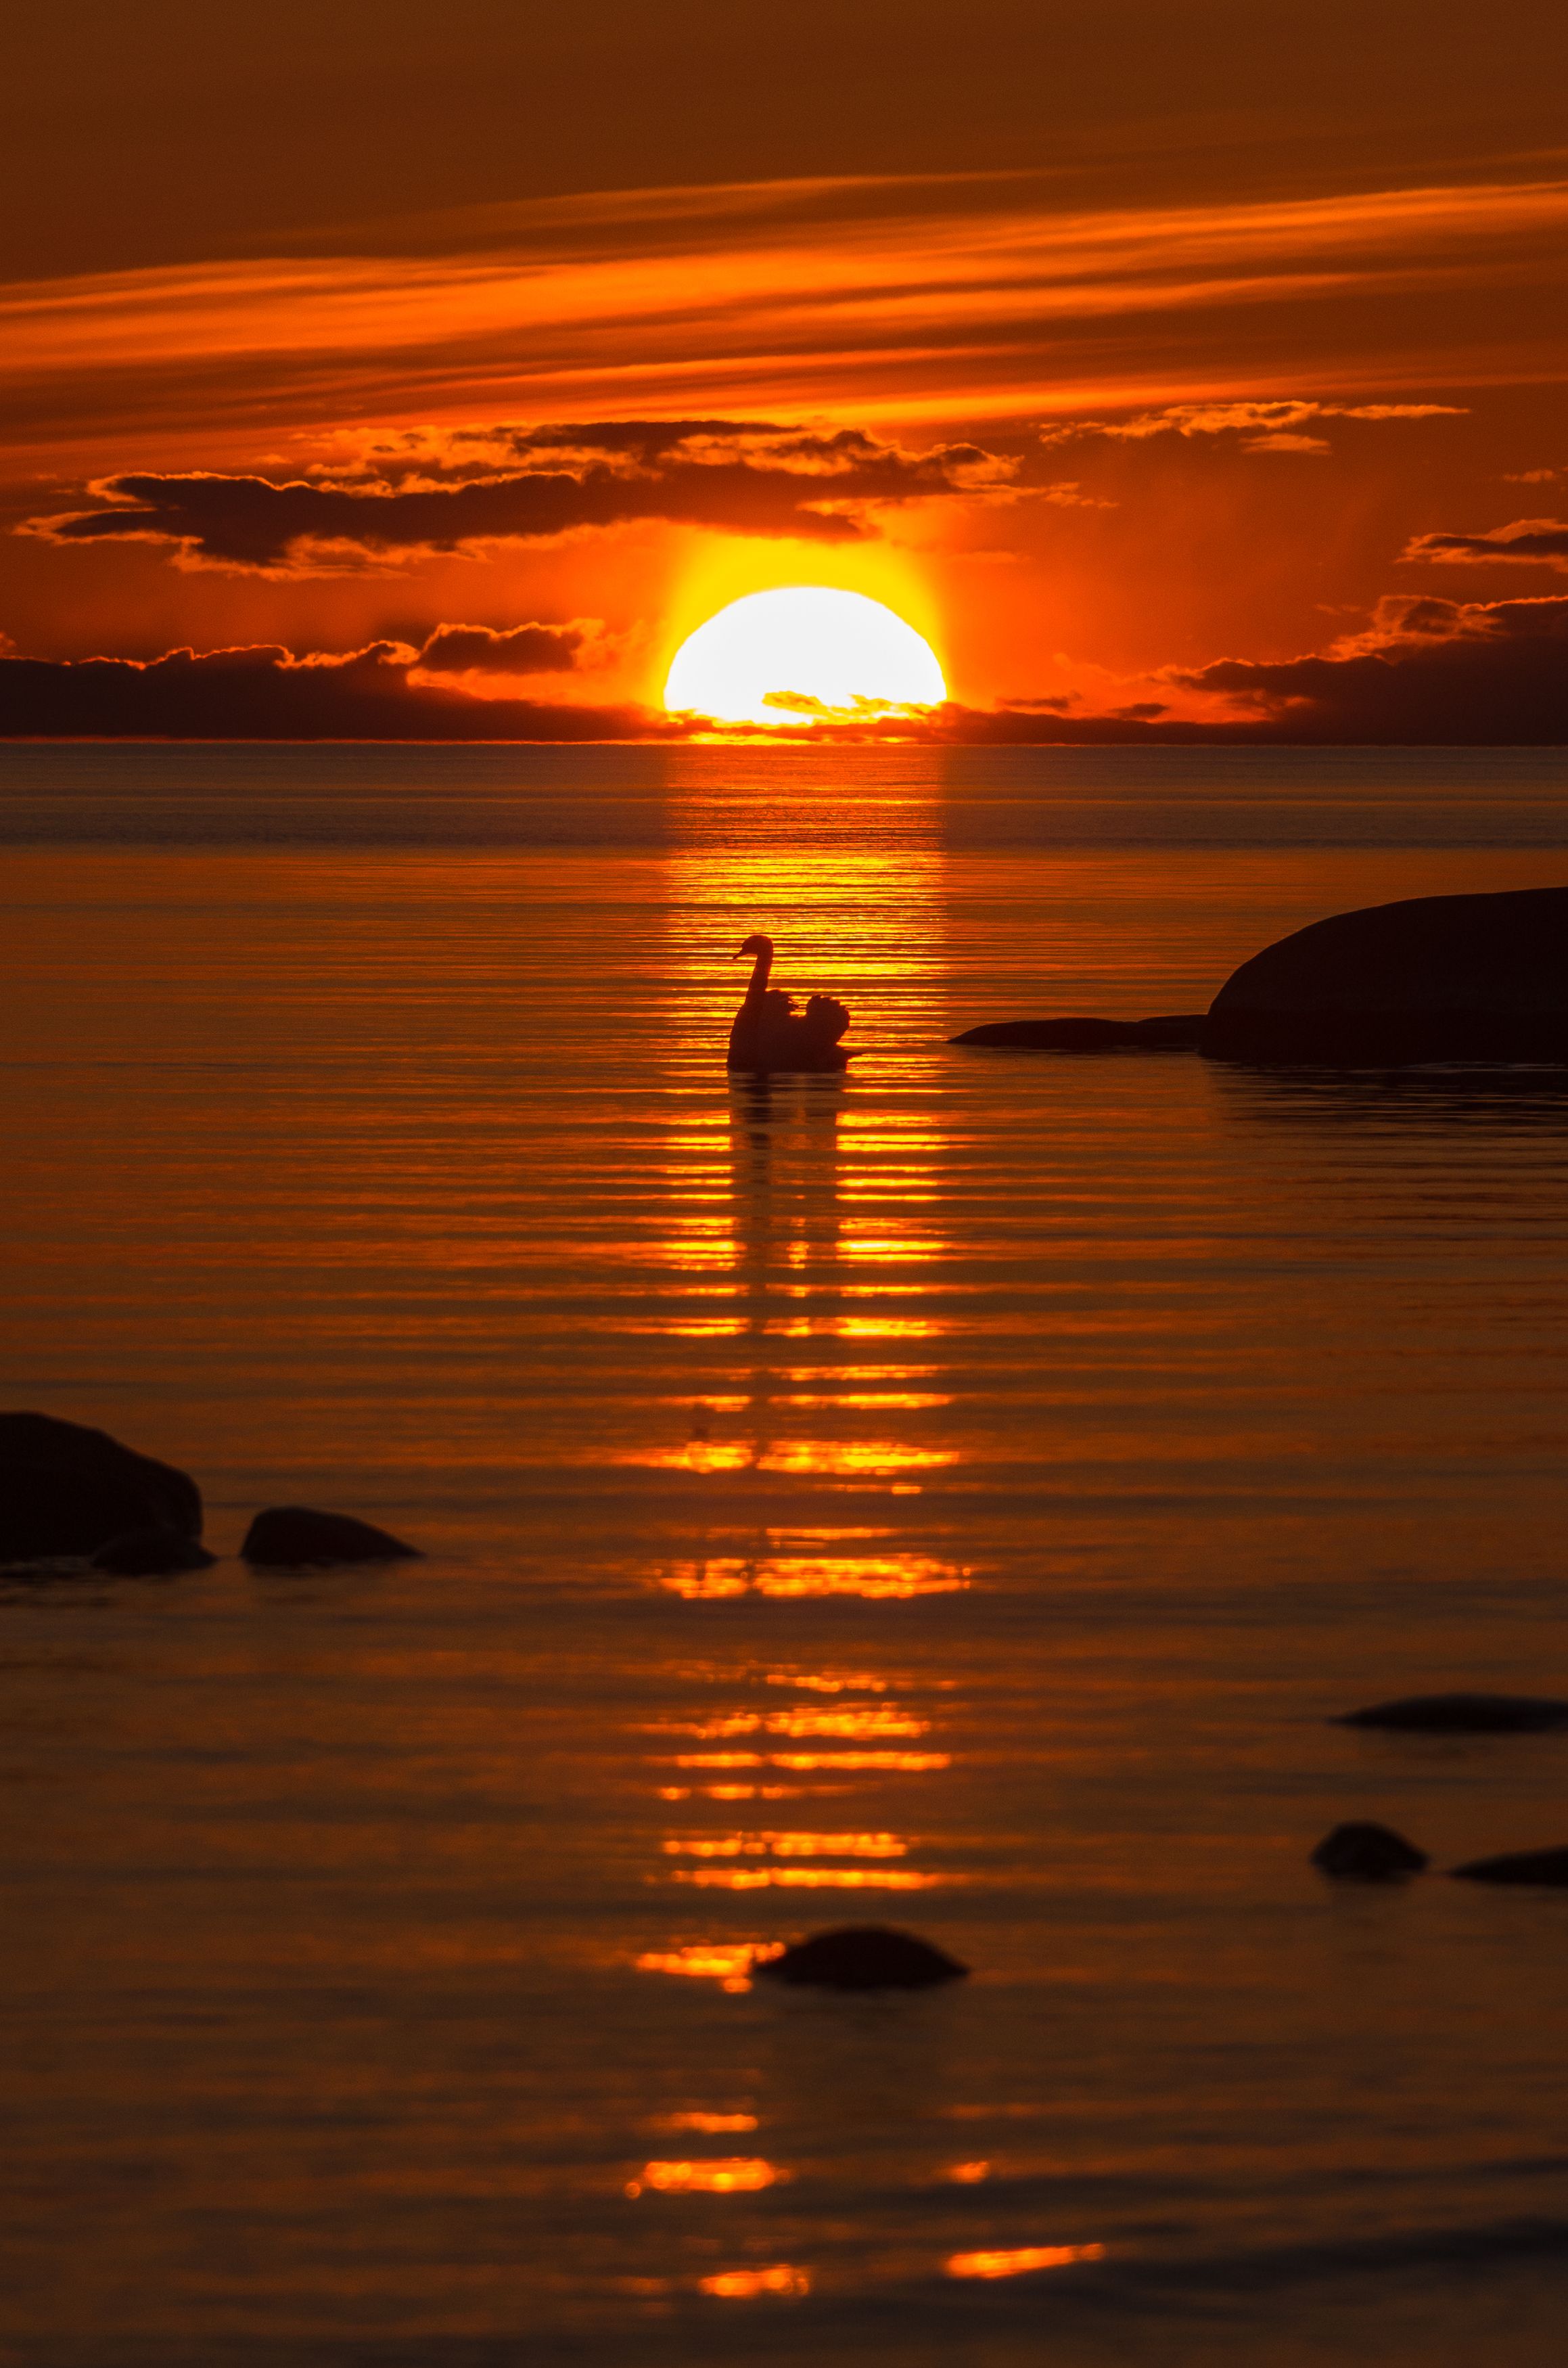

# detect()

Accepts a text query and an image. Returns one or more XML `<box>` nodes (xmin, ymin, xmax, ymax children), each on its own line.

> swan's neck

<box><xmin>746</xmin><ymin>942</ymin><xmax>773</xmax><ymax>999</ymax></box>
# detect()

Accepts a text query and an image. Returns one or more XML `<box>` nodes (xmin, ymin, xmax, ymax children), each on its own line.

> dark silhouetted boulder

<box><xmin>0</xmin><ymin>1411</ymin><xmax>202</xmax><ymax>1564</ymax></box>
<box><xmin>1336</xmin><ymin>1693</ymin><xmax>1568</xmax><ymax>1734</ymax></box>
<box><xmin>755</xmin><ymin>1926</ymin><xmax>969</xmax><ymax>1990</ymax></box>
<box><xmin>1451</xmin><ymin>1846</ymin><xmax>1568</xmax><ymax>1886</ymax></box>
<box><xmin>951</xmin><ymin>1015</ymin><xmax>1204</xmax><ymax>1052</ymax></box>
<box><xmin>1203</xmin><ymin>884</ymin><xmax>1568</xmax><ymax>1064</ymax></box>
<box><xmin>90</xmin><ymin>1528</ymin><xmax>217</xmax><ymax>1576</ymax></box>
<box><xmin>1311</xmin><ymin>1821</ymin><xmax>1429</xmax><ymax>1880</ymax></box>
<box><xmin>240</xmin><ymin>1506</ymin><xmax>421</xmax><ymax>1567</ymax></box>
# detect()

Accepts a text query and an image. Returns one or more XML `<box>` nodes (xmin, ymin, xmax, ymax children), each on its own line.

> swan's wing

<box><xmin>805</xmin><ymin>994</ymin><xmax>850</xmax><ymax>1043</ymax></box>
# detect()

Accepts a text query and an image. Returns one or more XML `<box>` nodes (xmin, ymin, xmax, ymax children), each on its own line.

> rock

<box><xmin>950</xmin><ymin>1014</ymin><xmax>1205</xmax><ymax>1051</ymax></box>
<box><xmin>1451</xmin><ymin>1846</ymin><xmax>1568</xmax><ymax>1886</ymax></box>
<box><xmin>0</xmin><ymin>1411</ymin><xmax>202</xmax><ymax>1564</ymax></box>
<box><xmin>1311</xmin><ymin>1821</ymin><xmax>1429</xmax><ymax>1880</ymax></box>
<box><xmin>90</xmin><ymin>1527</ymin><xmax>217</xmax><ymax>1576</ymax></box>
<box><xmin>240</xmin><ymin>1506</ymin><xmax>421</xmax><ymax>1567</ymax></box>
<box><xmin>1336</xmin><ymin>1693</ymin><xmax>1568</xmax><ymax>1734</ymax></box>
<box><xmin>1203</xmin><ymin>884</ymin><xmax>1568</xmax><ymax>1064</ymax></box>
<box><xmin>755</xmin><ymin>1926</ymin><xmax>969</xmax><ymax>1990</ymax></box>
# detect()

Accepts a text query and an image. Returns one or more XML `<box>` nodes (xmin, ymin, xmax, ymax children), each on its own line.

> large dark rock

<box><xmin>951</xmin><ymin>1015</ymin><xmax>1204</xmax><ymax>1051</ymax></box>
<box><xmin>240</xmin><ymin>1506</ymin><xmax>421</xmax><ymax>1567</ymax></box>
<box><xmin>1204</xmin><ymin>885</ymin><xmax>1568</xmax><ymax>1064</ymax></box>
<box><xmin>756</xmin><ymin>1926</ymin><xmax>969</xmax><ymax>1991</ymax></box>
<box><xmin>0</xmin><ymin>1411</ymin><xmax>202</xmax><ymax>1564</ymax></box>
<box><xmin>1451</xmin><ymin>1846</ymin><xmax>1568</xmax><ymax>1887</ymax></box>
<box><xmin>1311</xmin><ymin>1821</ymin><xmax>1429</xmax><ymax>1880</ymax></box>
<box><xmin>1336</xmin><ymin>1693</ymin><xmax>1568</xmax><ymax>1734</ymax></box>
<box><xmin>90</xmin><ymin>1527</ymin><xmax>217</xmax><ymax>1576</ymax></box>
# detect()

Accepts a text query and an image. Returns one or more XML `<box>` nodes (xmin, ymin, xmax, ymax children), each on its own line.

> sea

<box><xmin>5</xmin><ymin>740</ymin><xmax>1568</xmax><ymax>2367</ymax></box>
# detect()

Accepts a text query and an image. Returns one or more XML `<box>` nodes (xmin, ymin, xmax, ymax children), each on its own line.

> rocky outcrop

<box><xmin>1451</xmin><ymin>1846</ymin><xmax>1568</xmax><ymax>1886</ymax></box>
<box><xmin>240</xmin><ymin>1506</ymin><xmax>421</xmax><ymax>1567</ymax></box>
<box><xmin>951</xmin><ymin>1015</ymin><xmax>1204</xmax><ymax>1051</ymax></box>
<box><xmin>1310</xmin><ymin>1822</ymin><xmax>1429</xmax><ymax>1879</ymax></box>
<box><xmin>0</xmin><ymin>1411</ymin><xmax>202</xmax><ymax>1564</ymax></box>
<box><xmin>1335</xmin><ymin>1693</ymin><xmax>1568</xmax><ymax>1734</ymax></box>
<box><xmin>90</xmin><ymin>1528</ymin><xmax>217</xmax><ymax>1576</ymax></box>
<box><xmin>756</xmin><ymin>1926</ymin><xmax>969</xmax><ymax>1990</ymax></box>
<box><xmin>1204</xmin><ymin>884</ymin><xmax>1568</xmax><ymax>1064</ymax></box>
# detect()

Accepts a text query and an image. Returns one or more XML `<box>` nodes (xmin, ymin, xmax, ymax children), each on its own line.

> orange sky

<box><xmin>2</xmin><ymin>0</ymin><xmax>1566</xmax><ymax>741</ymax></box>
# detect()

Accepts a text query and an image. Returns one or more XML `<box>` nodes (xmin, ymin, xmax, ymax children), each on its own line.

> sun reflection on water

<box><xmin>628</xmin><ymin>2158</ymin><xmax>787</xmax><ymax>2197</ymax></box>
<box><xmin>698</xmin><ymin>2264</ymin><xmax>812</xmax><ymax>2298</ymax></box>
<box><xmin>946</xmin><ymin>2244</ymin><xmax>1107</xmax><ymax>2279</ymax></box>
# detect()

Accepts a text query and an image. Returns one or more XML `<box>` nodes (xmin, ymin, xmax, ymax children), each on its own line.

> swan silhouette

<box><xmin>728</xmin><ymin>934</ymin><xmax>851</xmax><ymax>1072</ymax></box>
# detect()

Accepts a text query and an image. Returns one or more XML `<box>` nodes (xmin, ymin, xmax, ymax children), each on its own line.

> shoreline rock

<box><xmin>91</xmin><ymin>1527</ymin><xmax>217</xmax><ymax>1576</ymax></box>
<box><xmin>241</xmin><ymin>1506</ymin><xmax>421</xmax><ymax>1568</ymax></box>
<box><xmin>1452</xmin><ymin>1846</ymin><xmax>1568</xmax><ymax>1887</ymax></box>
<box><xmin>756</xmin><ymin>1926</ymin><xmax>969</xmax><ymax>1990</ymax></box>
<box><xmin>1205</xmin><ymin>884</ymin><xmax>1568</xmax><ymax>1065</ymax></box>
<box><xmin>1311</xmin><ymin>1822</ymin><xmax>1429</xmax><ymax>1880</ymax></box>
<box><xmin>1335</xmin><ymin>1693</ymin><xmax>1568</xmax><ymax>1734</ymax></box>
<box><xmin>950</xmin><ymin>1015</ymin><xmax>1205</xmax><ymax>1052</ymax></box>
<box><xmin>952</xmin><ymin>886</ymin><xmax>1568</xmax><ymax>1068</ymax></box>
<box><xmin>0</xmin><ymin>1411</ymin><xmax>203</xmax><ymax>1564</ymax></box>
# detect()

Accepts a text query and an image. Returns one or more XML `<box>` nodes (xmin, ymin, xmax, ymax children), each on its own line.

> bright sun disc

<box><xmin>664</xmin><ymin>588</ymin><xmax>945</xmax><ymax>727</ymax></box>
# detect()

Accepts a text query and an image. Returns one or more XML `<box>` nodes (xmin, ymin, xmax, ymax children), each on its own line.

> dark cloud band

<box><xmin>22</xmin><ymin>424</ymin><xmax>1010</xmax><ymax>574</ymax></box>
<box><xmin>4</xmin><ymin>595</ymin><xmax>1564</xmax><ymax>742</ymax></box>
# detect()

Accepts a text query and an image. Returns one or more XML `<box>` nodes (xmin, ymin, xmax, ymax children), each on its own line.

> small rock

<box><xmin>90</xmin><ymin>1527</ymin><xmax>217</xmax><ymax>1576</ymax></box>
<box><xmin>1451</xmin><ymin>1847</ymin><xmax>1568</xmax><ymax>1887</ymax></box>
<box><xmin>0</xmin><ymin>1411</ymin><xmax>203</xmax><ymax>1564</ymax></box>
<box><xmin>755</xmin><ymin>1926</ymin><xmax>969</xmax><ymax>1991</ymax></box>
<box><xmin>1336</xmin><ymin>1693</ymin><xmax>1568</xmax><ymax>1734</ymax></box>
<box><xmin>1311</xmin><ymin>1821</ymin><xmax>1429</xmax><ymax>1880</ymax></box>
<box><xmin>950</xmin><ymin>1015</ymin><xmax>1204</xmax><ymax>1052</ymax></box>
<box><xmin>240</xmin><ymin>1507</ymin><xmax>421</xmax><ymax>1568</ymax></box>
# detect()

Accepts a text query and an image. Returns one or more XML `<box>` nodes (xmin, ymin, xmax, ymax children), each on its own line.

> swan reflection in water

<box><xmin>728</xmin><ymin>933</ymin><xmax>851</xmax><ymax>1073</ymax></box>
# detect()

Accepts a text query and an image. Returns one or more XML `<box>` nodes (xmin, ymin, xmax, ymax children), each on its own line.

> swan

<box><xmin>728</xmin><ymin>934</ymin><xmax>851</xmax><ymax>1072</ymax></box>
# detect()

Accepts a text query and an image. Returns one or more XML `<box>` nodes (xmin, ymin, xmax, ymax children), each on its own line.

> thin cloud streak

<box><xmin>3</xmin><ymin>169</ymin><xmax>1567</xmax><ymax>457</ymax></box>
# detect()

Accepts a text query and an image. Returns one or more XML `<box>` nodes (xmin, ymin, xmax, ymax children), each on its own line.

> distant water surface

<box><xmin>5</xmin><ymin>744</ymin><xmax>1568</xmax><ymax>2366</ymax></box>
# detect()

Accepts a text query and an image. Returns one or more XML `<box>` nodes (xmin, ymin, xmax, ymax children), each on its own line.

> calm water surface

<box><xmin>5</xmin><ymin>744</ymin><xmax>1568</xmax><ymax>2365</ymax></box>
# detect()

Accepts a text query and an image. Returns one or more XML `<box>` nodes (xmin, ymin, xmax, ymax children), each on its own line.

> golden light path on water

<box><xmin>636</xmin><ymin>778</ymin><xmax>965</xmax><ymax>1960</ymax></box>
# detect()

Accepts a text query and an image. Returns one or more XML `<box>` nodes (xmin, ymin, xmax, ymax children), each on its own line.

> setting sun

<box><xmin>664</xmin><ymin>587</ymin><xmax>946</xmax><ymax>727</ymax></box>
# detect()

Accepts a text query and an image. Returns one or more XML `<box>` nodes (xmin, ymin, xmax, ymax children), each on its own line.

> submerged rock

<box><xmin>950</xmin><ymin>1014</ymin><xmax>1205</xmax><ymax>1052</ymax></box>
<box><xmin>90</xmin><ymin>1527</ymin><xmax>217</xmax><ymax>1576</ymax></box>
<box><xmin>1336</xmin><ymin>1693</ymin><xmax>1568</xmax><ymax>1735</ymax></box>
<box><xmin>239</xmin><ymin>1506</ymin><xmax>421</xmax><ymax>1567</ymax></box>
<box><xmin>1311</xmin><ymin>1821</ymin><xmax>1429</xmax><ymax>1880</ymax></box>
<box><xmin>1451</xmin><ymin>1846</ymin><xmax>1568</xmax><ymax>1887</ymax></box>
<box><xmin>1204</xmin><ymin>884</ymin><xmax>1568</xmax><ymax>1064</ymax></box>
<box><xmin>756</xmin><ymin>1926</ymin><xmax>969</xmax><ymax>1991</ymax></box>
<box><xmin>0</xmin><ymin>1411</ymin><xmax>202</xmax><ymax>1564</ymax></box>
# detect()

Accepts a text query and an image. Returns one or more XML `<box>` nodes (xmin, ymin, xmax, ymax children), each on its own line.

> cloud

<box><xmin>0</xmin><ymin>639</ymin><xmax>676</xmax><ymax>739</ymax></box>
<box><xmin>1042</xmin><ymin>399</ymin><xmax>1464</xmax><ymax>449</ymax></box>
<box><xmin>1400</xmin><ymin>518</ymin><xmax>1568</xmax><ymax>570</ymax></box>
<box><xmin>413</xmin><ymin>620</ymin><xmax>595</xmax><ymax>674</ymax></box>
<box><xmin>22</xmin><ymin>426</ymin><xmax>1011</xmax><ymax>574</ymax></box>
<box><xmin>1170</xmin><ymin>593</ymin><xmax>1568</xmax><ymax>741</ymax></box>
<box><xmin>1038</xmin><ymin>480</ymin><xmax>1117</xmax><ymax>508</ymax></box>
<box><xmin>1504</xmin><ymin>468</ymin><xmax>1561</xmax><ymax>484</ymax></box>
<box><xmin>1</xmin><ymin>169</ymin><xmax>1558</xmax><ymax>457</ymax></box>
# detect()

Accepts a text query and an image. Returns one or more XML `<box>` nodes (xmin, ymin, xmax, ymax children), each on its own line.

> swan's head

<box><xmin>735</xmin><ymin>932</ymin><xmax>775</xmax><ymax>960</ymax></box>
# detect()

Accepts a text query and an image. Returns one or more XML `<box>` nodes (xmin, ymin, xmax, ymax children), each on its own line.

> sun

<box><xmin>664</xmin><ymin>587</ymin><xmax>946</xmax><ymax>728</ymax></box>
